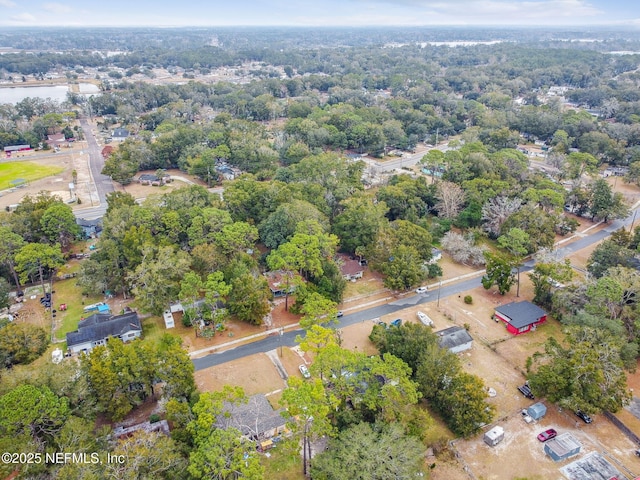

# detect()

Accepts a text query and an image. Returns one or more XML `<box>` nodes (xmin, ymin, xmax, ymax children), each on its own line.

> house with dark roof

<box><xmin>494</xmin><ymin>301</ymin><xmax>547</xmax><ymax>335</ymax></box>
<box><xmin>216</xmin><ymin>165</ymin><xmax>236</xmax><ymax>180</ymax></box>
<box><xmin>436</xmin><ymin>326</ymin><xmax>473</xmax><ymax>353</ymax></box>
<box><xmin>214</xmin><ymin>394</ymin><xmax>288</xmax><ymax>442</ymax></box>
<box><xmin>76</xmin><ymin>217</ymin><xmax>102</xmax><ymax>239</ymax></box>
<box><xmin>138</xmin><ymin>174</ymin><xmax>165</xmax><ymax>186</ymax></box>
<box><xmin>336</xmin><ymin>254</ymin><xmax>364</xmax><ymax>281</ymax></box>
<box><xmin>111</xmin><ymin>128</ymin><xmax>130</xmax><ymax>142</ymax></box>
<box><xmin>66</xmin><ymin>311</ymin><xmax>142</xmax><ymax>354</ymax></box>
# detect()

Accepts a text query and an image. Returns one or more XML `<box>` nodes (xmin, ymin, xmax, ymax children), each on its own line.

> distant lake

<box><xmin>0</xmin><ymin>83</ymin><xmax>99</xmax><ymax>104</ymax></box>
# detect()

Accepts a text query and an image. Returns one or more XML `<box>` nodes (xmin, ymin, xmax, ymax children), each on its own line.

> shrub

<box><xmin>464</xmin><ymin>295</ymin><xmax>473</xmax><ymax>304</ymax></box>
<box><xmin>149</xmin><ymin>413</ymin><xmax>160</xmax><ymax>423</ymax></box>
<box><xmin>182</xmin><ymin>309</ymin><xmax>194</xmax><ymax>327</ymax></box>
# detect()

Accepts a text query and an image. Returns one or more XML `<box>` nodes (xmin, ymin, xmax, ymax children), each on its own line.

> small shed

<box><xmin>527</xmin><ymin>402</ymin><xmax>547</xmax><ymax>421</ymax></box>
<box><xmin>483</xmin><ymin>426</ymin><xmax>504</xmax><ymax>447</ymax></box>
<box><xmin>544</xmin><ymin>433</ymin><xmax>581</xmax><ymax>462</ymax></box>
<box><xmin>436</xmin><ymin>326</ymin><xmax>473</xmax><ymax>354</ymax></box>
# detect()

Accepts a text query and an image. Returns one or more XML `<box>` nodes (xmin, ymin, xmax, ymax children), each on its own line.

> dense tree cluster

<box><xmin>3</xmin><ymin>26</ymin><xmax>640</xmax><ymax>478</ymax></box>
<box><xmin>0</xmin><ymin>336</ymin><xmax>192</xmax><ymax>479</ymax></box>
<box><xmin>369</xmin><ymin>322</ymin><xmax>495</xmax><ymax>437</ymax></box>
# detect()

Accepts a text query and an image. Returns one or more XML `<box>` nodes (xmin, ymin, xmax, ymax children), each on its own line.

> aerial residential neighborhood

<box><xmin>2</xmin><ymin>7</ymin><xmax>640</xmax><ymax>479</ymax></box>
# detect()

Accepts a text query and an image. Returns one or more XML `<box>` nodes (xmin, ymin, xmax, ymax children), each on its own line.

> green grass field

<box><xmin>52</xmin><ymin>273</ymin><xmax>103</xmax><ymax>342</ymax></box>
<box><xmin>0</xmin><ymin>161</ymin><xmax>64</xmax><ymax>190</ymax></box>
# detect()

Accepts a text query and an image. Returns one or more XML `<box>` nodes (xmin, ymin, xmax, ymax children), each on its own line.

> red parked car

<box><xmin>537</xmin><ymin>428</ymin><xmax>557</xmax><ymax>442</ymax></box>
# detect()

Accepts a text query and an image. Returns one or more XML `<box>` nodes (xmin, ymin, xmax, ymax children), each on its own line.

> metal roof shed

<box><xmin>544</xmin><ymin>433</ymin><xmax>581</xmax><ymax>462</ymax></box>
<box><xmin>527</xmin><ymin>402</ymin><xmax>547</xmax><ymax>420</ymax></box>
<box><xmin>436</xmin><ymin>326</ymin><xmax>473</xmax><ymax>354</ymax></box>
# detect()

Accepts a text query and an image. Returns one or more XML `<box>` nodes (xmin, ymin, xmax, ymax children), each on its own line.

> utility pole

<box><xmin>278</xmin><ymin>327</ymin><xmax>284</xmax><ymax>357</ymax></box>
<box><xmin>437</xmin><ymin>280</ymin><xmax>442</xmax><ymax>307</ymax></box>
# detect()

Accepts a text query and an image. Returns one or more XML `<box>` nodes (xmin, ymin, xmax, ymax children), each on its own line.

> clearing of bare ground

<box><xmin>110</xmin><ymin>168</ymin><xmax>210</xmax><ymax>200</ymax></box>
<box><xmin>194</xmin><ymin>346</ymin><xmax>309</xmax><ymax>400</ymax></box>
<box><xmin>453</xmin><ymin>406</ymin><xmax>640</xmax><ymax>480</ymax></box>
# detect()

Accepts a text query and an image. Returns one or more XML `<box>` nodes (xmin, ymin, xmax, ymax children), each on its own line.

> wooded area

<box><xmin>2</xmin><ymin>25</ymin><xmax>640</xmax><ymax>479</ymax></box>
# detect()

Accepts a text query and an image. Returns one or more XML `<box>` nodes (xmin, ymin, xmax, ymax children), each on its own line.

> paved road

<box><xmin>192</xmin><ymin>275</ymin><xmax>483</xmax><ymax>371</ymax></box>
<box><xmin>359</xmin><ymin>143</ymin><xmax>450</xmax><ymax>174</ymax></box>
<box><xmin>192</xmin><ymin>207</ymin><xmax>640</xmax><ymax>371</ymax></box>
<box><xmin>73</xmin><ymin>117</ymin><xmax>113</xmax><ymax>220</ymax></box>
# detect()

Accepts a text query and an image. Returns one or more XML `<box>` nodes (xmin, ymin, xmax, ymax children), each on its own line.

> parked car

<box><xmin>575</xmin><ymin>410</ymin><xmax>592</xmax><ymax>424</ymax></box>
<box><xmin>298</xmin><ymin>364</ymin><xmax>311</xmax><ymax>379</ymax></box>
<box><xmin>537</xmin><ymin>428</ymin><xmax>557</xmax><ymax>442</ymax></box>
<box><xmin>416</xmin><ymin>286</ymin><xmax>428</xmax><ymax>294</ymax></box>
<box><xmin>390</xmin><ymin>318</ymin><xmax>402</xmax><ymax>327</ymax></box>
<box><xmin>336</xmin><ymin>310</ymin><xmax>344</xmax><ymax>318</ymax></box>
<box><xmin>517</xmin><ymin>383</ymin><xmax>535</xmax><ymax>400</ymax></box>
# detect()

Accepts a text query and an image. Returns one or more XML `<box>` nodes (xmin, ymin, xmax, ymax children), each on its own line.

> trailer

<box><xmin>484</xmin><ymin>426</ymin><xmax>504</xmax><ymax>447</ymax></box>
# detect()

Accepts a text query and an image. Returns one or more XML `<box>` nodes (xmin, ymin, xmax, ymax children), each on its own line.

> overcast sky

<box><xmin>0</xmin><ymin>0</ymin><xmax>639</xmax><ymax>28</ymax></box>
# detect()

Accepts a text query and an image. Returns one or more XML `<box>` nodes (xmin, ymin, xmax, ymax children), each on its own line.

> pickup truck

<box><xmin>518</xmin><ymin>383</ymin><xmax>535</xmax><ymax>400</ymax></box>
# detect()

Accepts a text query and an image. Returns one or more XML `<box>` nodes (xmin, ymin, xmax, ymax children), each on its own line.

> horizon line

<box><xmin>0</xmin><ymin>24</ymin><xmax>639</xmax><ymax>29</ymax></box>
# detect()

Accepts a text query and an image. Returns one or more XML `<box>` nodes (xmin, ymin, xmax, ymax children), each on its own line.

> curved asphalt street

<box><xmin>192</xmin><ymin>208</ymin><xmax>639</xmax><ymax>371</ymax></box>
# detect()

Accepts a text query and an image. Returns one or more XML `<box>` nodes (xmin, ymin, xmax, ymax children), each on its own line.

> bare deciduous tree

<box><xmin>435</xmin><ymin>181</ymin><xmax>465</xmax><ymax>219</ymax></box>
<box><xmin>481</xmin><ymin>196</ymin><xmax>522</xmax><ymax>238</ymax></box>
<box><xmin>441</xmin><ymin>232</ymin><xmax>487</xmax><ymax>266</ymax></box>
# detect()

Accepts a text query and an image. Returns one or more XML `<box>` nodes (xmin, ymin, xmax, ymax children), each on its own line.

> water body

<box><xmin>0</xmin><ymin>83</ymin><xmax>99</xmax><ymax>104</ymax></box>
